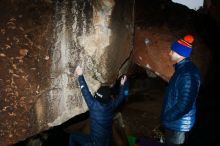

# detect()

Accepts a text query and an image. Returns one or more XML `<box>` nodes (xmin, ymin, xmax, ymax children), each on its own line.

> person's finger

<box><xmin>75</xmin><ymin>66</ymin><xmax>81</xmax><ymax>75</ymax></box>
<box><xmin>122</xmin><ymin>75</ymin><xmax>127</xmax><ymax>81</ymax></box>
<box><xmin>76</xmin><ymin>66</ymin><xmax>80</xmax><ymax>70</ymax></box>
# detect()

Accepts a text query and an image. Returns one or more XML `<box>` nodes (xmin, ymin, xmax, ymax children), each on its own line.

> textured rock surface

<box><xmin>0</xmin><ymin>0</ymin><xmax>134</xmax><ymax>145</ymax></box>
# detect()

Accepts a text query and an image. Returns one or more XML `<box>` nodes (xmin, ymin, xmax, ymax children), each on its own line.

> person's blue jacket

<box><xmin>78</xmin><ymin>75</ymin><xmax>127</xmax><ymax>143</ymax></box>
<box><xmin>161</xmin><ymin>57</ymin><xmax>201</xmax><ymax>132</ymax></box>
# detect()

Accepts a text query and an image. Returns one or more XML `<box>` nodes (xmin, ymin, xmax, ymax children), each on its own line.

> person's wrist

<box><xmin>77</xmin><ymin>74</ymin><xmax>82</xmax><ymax>77</ymax></box>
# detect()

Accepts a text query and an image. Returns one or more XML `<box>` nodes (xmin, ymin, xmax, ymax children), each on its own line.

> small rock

<box><xmin>0</xmin><ymin>53</ymin><xmax>6</xmax><ymax>57</ymax></box>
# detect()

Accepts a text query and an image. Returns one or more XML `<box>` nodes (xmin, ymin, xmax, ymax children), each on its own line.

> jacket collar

<box><xmin>174</xmin><ymin>57</ymin><xmax>190</xmax><ymax>71</ymax></box>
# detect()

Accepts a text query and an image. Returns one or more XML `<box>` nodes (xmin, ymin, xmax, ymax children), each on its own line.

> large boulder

<box><xmin>0</xmin><ymin>0</ymin><xmax>134</xmax><ymax>145</ymax></box>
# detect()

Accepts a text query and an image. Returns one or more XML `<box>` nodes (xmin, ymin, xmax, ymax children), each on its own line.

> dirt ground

<box><xmin>121</xmin><ymin>69</ymin><xmax>166</xmax><ymax>140</ymax></box>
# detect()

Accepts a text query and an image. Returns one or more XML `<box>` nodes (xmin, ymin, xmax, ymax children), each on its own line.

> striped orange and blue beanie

<box><xmin>171</xmin><ymin>35</ymin><xmax>194</xmax><ymax>57</ymax></box>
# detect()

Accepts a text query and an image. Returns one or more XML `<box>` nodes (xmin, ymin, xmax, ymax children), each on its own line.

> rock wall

<box><xmin>0</xmin><ymin>0</ymin><xmax>134</xmax><ymax>145</ymax></box>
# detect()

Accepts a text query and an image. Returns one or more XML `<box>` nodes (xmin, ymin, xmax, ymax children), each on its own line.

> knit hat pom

<box><xmin>184</xmin><ymin>35</ymin><xmax>194</xmax><ymax>44</ymax></box>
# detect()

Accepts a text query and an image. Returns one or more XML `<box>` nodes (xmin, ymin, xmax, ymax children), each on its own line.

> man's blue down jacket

<box><xmin>78</xmin><ymin>75</ymin><xmax>127</xmax><ymax>142</ymax></box>
<box><xmin>161</xmin><ymin>58</ymin><xmax>201</xmax><ymax>132</ymax></box>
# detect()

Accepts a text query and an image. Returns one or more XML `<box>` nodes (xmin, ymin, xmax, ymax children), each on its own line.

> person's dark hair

<box><xmin>94</xmin><ymin>86</ymin><xmax>111</xmax><ymax>104</ymax></box>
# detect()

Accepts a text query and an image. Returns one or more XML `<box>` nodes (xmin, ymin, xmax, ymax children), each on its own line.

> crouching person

<box><xmin>69</xmin><ymin>66</ymin><xmax>127</xmax><ymax>146</ymax></box>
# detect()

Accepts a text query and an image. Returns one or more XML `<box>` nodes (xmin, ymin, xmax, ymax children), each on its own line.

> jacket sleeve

<box><xmin>112</xmin><ymin>80</ymin><xmax>128</xmax><ymax>109</ymax></box>
<box><xmin>163</xmin><ymin>74</ymin><xmax>200</xmax><ymax>122</ymax></box>
<box><xmin>78</xmin><ymin>75</ymin><xmax>95</xmax><ymax>108</ymax></box>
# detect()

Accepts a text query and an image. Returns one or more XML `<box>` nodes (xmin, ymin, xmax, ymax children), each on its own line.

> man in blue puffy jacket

<box><xmin>69</xmin><ymin>66</ymin><xmax>128</xmax><ymax>146</ymax></box>
<box><xmin>160</xmin><ymin>35</ymin><xmax>201</xmax><ymax>146</ymax></box>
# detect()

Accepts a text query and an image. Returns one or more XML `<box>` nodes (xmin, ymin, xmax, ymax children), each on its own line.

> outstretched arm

<box><xmin>75</xmin><ymin>66</ymin><xmax>95</xmax><ymax>108</ymax></box>
<box><xmin>112</xmin><ymin>75</ymin><xmax>128</xmax><ymax>108</ymax></box>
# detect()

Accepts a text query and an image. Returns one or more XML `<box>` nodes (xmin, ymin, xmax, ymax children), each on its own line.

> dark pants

<box><xmin>165</xmin><ymin>130</ymin><xmax>187</xmax><ymax>146</ymax></box>
<box><xmin>69</xmin><ymin>132</ymin><xmax>111</xmax><ymax>146</ymax></box>
<box><xmin>69</xmin><ymin>132</ymin><xmax>93</xmax><ymax>146</ymax></box>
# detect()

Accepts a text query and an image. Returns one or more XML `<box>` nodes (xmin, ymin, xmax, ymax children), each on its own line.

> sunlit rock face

<box><xmin>48</xmin><ymin>0</ymin><xmax>133</xmax><ymax>127</ymax></box>
<box><xmin>0</xmin><ymin>0</ymin><xmax>134</xmax><ymax>145</ymax></box>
